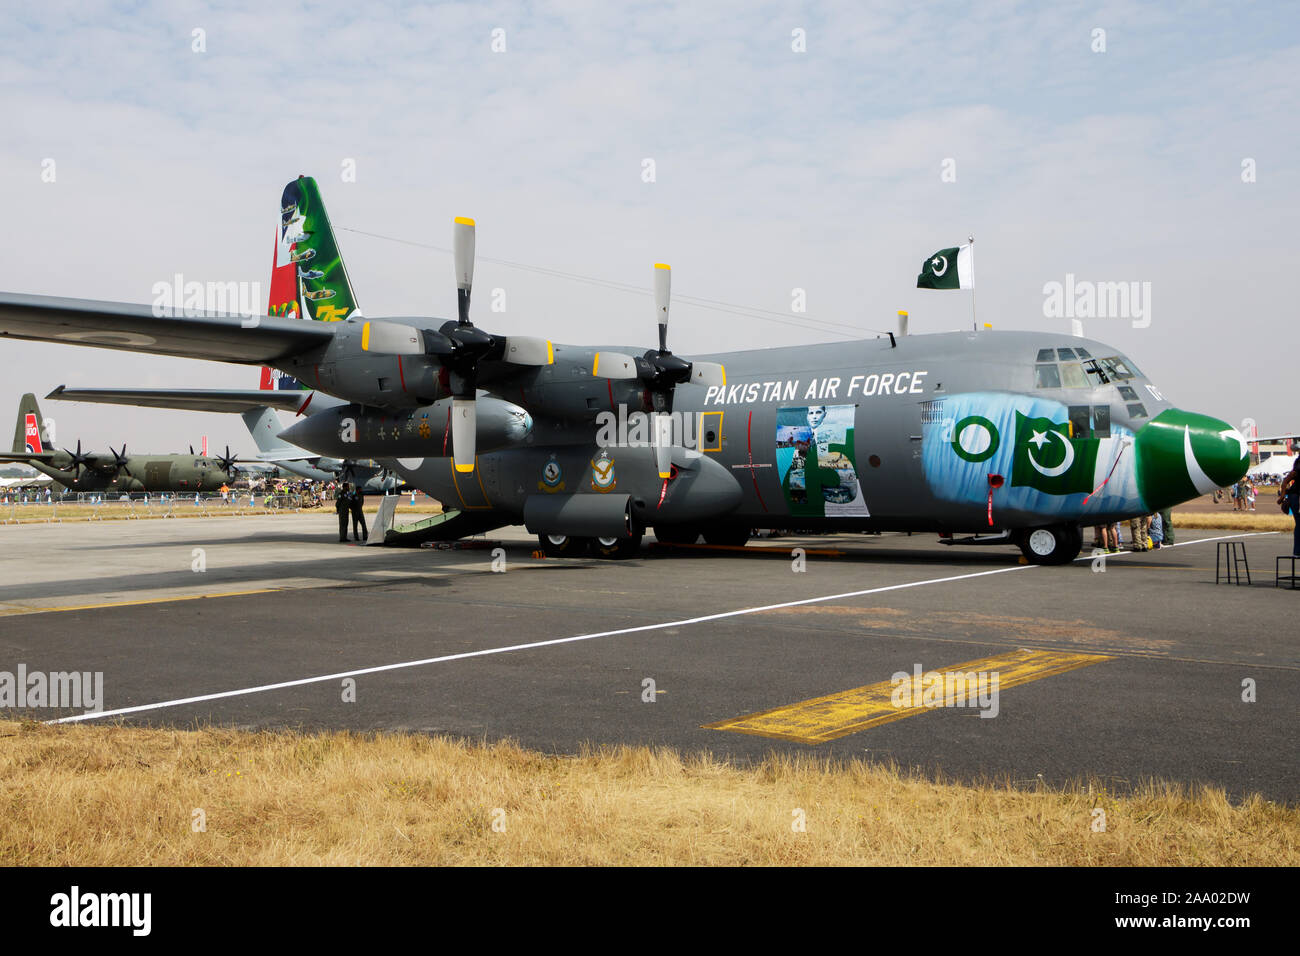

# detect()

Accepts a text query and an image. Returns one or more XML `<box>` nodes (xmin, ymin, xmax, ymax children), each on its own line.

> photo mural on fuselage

<box><xmin>704</xmin><ymin>370</ymin><xmax>929</xmax><ymax>406</ymax></box>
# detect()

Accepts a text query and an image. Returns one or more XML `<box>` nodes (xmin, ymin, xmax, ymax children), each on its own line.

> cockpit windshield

<box><xmin>1036</xmin><ymin>347</ymin><xmax>1141</xmax><ymax>389</ymax></box>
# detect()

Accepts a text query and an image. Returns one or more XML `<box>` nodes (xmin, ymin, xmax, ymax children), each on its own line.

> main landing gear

<box><xmin>537</xmin><ymin>531</ymin><xmax>644</xmax><ymax>560</ymax></box>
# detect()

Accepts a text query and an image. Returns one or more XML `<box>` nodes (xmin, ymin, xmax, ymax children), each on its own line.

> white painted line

<box><xmin>49</xmin><ymin>530</ymin><xmax>1278</xmax><ymax>725</ymax></box>
<box><xmin>52</xmin><ymin>563</ymin><xmax>1035</xmax><ymax>723</ymax></box>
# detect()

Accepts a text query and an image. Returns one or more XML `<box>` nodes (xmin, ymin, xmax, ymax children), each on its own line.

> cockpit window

<box><xmin>1117</xmin><ymin>385</ymin><xmax>1139</xmax><ymax>401</ymax></box>
<box><xmin>1102</xmin><ymin>357</ymin><xmax>1135</xmax><ymax>380</ymax></box>
<box><xmin>1082</xmin><ymin>359</ymin><xmax>1109</xmax><ymax>386</ymax></box>
<box><xmin>1059</xmin><ymin>363</ymin><xmax>1088</xmax><ymax>389</ymax></box>
<box><xmin>1035</xmin><ymin>364</ymin><xmax>1061</xmax><ymax>389</ymax></box>
<box><xmin>1036</xmin><ymin>348</ymin><xmax>1055</xmax><ymax>362</ymax></box>
<box><xmin>1127</xmin><ymin>403</ymin><xmax>1148</xmax><ymax>419</ymax></box>
<box><xmin>1074</xmin><ymin>347</ymin><xmax>1092</xmax><ymax>359</ymax></box>
<box><xmin>1056</xmin><ymin>347</ymin><xmax>1076</xmax><ymax>361</ymax></box>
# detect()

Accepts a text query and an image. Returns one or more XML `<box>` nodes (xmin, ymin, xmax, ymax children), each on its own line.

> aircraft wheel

<box><xmin>1017</xmin><ymin>524</ymin><xmax>1081</xmax><ymax>565</ymax></box>
<box><xmin>538</xmin><ymin>533</ymin><xmax>590</xmax><ymax>558</ymax></box>
<box><xmin>654</xmin><ymin>525</ymin><xmax>701</xmax><ymax>545</ymax></box>
<box><xmin>592</xmin><ymin>530</ymin><xmax>644</xmax><ymax>560</ymax></box>
<box><xmin>702</xmin><ymin>527</ymin><xmax>751</xmax><ymax>548</ymax></box>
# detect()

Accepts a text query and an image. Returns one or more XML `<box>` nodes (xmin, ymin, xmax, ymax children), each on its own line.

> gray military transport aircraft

<box><xmin>0</xmin><ymin>176</ymin><xmax>1249</xmax><ymax>563</ymax></box>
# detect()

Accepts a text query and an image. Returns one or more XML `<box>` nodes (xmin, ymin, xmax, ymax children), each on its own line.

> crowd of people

<box><xmin>1090</xmin><ymin>508</ymin><xmax>1175</xmax><ymax>554</ymax></box>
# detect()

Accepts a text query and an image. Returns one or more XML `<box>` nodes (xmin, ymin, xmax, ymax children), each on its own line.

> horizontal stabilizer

<box><xmin>47</xmin><ymin>385</ymin><xmax>317</xmax><ymax>415</ymax></box>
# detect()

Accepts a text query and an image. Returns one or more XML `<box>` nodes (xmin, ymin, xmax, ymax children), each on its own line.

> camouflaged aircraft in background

<box><xmin>2</xmin><ymin>393</ymin><xmax>239</xmax><ymax>494</ymax></box>
<box><xmin>0</xmin><ymin>176</ymin><xmax>1250</xmax><ymax>562</ymax></box>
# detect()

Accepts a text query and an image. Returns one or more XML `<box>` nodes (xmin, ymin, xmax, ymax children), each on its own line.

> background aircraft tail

<box><xmin>12</xmin><ymin>393</ymin><xmax>47</xmax><ymax>454</ymax></box>
<box><xmin>262</xmin><ymin>174</ymin><xmax>362</xmax><ymax>392</ymax></box>
<box><xmin>241</xmin><ymin>406</ymin><xmax>298</xmax><ymax>456</ymax></box>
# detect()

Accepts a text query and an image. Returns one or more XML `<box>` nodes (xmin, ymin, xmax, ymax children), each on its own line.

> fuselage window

<box><xmin>1035</xmin><ymin>364</ymin><xmax>1061</xmax><ymax>389</ymax></box>
<box><xmin>1126</xmin><ymin>403</ymin><xmax>1149</xmax><ymax>419</ymax></box>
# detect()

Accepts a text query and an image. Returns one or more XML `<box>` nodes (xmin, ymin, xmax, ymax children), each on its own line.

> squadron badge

<box><xmin>589</xmin><ymin>451</ymin><xmax>617</xmax><ymax>493</ymax></box>
<box><xmin>538</xmin><ymin>456</ymin><xmax>565</xmax><ymax>493</ymax></box>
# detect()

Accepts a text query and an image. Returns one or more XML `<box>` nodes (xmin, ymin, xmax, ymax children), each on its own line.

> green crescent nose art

<box><xmin>1134</xmin><ymin>409</ymin><xmax>1249</xmax><ymax>511</ymax></box>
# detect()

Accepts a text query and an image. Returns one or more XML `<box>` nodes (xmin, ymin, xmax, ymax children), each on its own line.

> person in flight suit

<box><xmin>335</xmin><ymin>482</ymin><xmax>350</xmax><ymax>542</ymax></box>
<box><xmin>349</xmin><ymin>482</ymin><xmax>368</xmax><ymax>542</ymax></box>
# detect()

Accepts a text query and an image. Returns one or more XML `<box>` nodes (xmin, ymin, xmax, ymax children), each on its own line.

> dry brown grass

<box><xmin>1169</xmin><ymin>511</ymin><xmax>1293</xmax><ymax>533</ymax></box>
<box><xmin>1</xmin><ymin>720</ymin><xmax>1293</xmax><ymax>866</ymax></box>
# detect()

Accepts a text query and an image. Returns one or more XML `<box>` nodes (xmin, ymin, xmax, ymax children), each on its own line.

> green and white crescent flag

<box><xmin>917</xmin><ymin>244</ymin><xmax>973</xmax><ymax>290</ymax></box>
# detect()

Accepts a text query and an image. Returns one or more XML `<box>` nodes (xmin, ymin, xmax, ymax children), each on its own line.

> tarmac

<box><xmin>0</xmin><ymin>508</ymin><xmax>1295</xmax><ymax>802</ymax></box>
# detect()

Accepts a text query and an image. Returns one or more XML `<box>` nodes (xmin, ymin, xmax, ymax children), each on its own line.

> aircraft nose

<box><xmin>1134</xmin><ymin>409</ymin><xmax>1249</xmax><ymax>511</ymax></box>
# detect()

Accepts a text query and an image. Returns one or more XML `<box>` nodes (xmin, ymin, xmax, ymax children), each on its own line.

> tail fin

<box><xmin>12</xmin><ymin>393</ymin><xmax>46</xmax><ymax>454</ymax></box>
<box><xmin>262</xmin><ymin>174</ymin><xmax>362</xmax><ymax>392</ymax></box>
<box><xmin>241</xmin><ymin>406</ymin><xmax>293</xmax><ymax>455</ymax></box>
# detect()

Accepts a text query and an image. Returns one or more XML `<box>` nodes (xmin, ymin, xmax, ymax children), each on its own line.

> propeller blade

<box><xmin>361</xmin><ymin>320</ymin><xmax>423</xmax><ymax>355</ymax></box>
<box><xmin>592</xmin><ymin>351</ymin><xmax>638</xmax><ymax>379</ymax></box>
<box><xmin>689</xmin><ymin>361</ymin><xmax>726</xmax><ymax>388</ymax></box>
<box><xmin>654</xmin><ymin>413</ymin><xmax>673</xmax><ymax>479</ymax></box>
<box><xmin>654</xmin><ymin>263</ymin><xmax>671</xmax><ymax>353</ymax></box>
<box><xmin>504</xmin><ymin>336</ymin><xmax>554</xmax><ymax>366</ymax></box>
<box><xmin>451</xmin><ymin>398</ymin><xmax>476</xmax><ymax>473</ymax></box>
<box><xmin>453</xmin><ymin>217</ymin><xmax>476</xmax><ymax>325</ymax></box>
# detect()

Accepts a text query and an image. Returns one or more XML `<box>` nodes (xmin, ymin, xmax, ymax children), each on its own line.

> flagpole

<box><xmin>969</xmin><ymin>234</ymin><xmax>976</xmax><ymax>331</ymax></box>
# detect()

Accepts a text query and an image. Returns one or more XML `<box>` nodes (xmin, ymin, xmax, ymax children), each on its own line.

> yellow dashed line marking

<box><xmin>704</xmin><ymin>648</ymin><xmax>1113</xmax><ymax>743</ymax></box>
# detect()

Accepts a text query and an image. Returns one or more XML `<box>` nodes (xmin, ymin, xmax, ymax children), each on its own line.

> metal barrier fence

<box><xmin>0</xmin><ymin>491</ymin><xmax>327</xmax><ymax>523</ymax></box>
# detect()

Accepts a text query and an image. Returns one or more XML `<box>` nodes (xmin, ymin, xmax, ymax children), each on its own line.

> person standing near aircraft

<box><xmin>334</xmin><ymin>482</ymin><xmax>350</xmax><ymax>543</ymax></box>
<box><xmin>1279</xmin><ymin>460</ymin><xmax>1300</xmax><ymax>556</ymax></box>
<box><xmin>349</xmin><ymin>483</ymin><xmax>368</xmax><ymax>542</ymax></box>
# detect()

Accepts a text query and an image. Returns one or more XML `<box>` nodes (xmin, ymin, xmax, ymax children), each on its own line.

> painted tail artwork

<box><xmin>260</xmin><ymin>175</ymin><xmax>363</xmax><ymax>392</ymax></box>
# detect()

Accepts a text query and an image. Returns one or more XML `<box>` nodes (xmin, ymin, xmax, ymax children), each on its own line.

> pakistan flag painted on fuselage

<box><xmin>1010</xmin><ymin>411</ymin><xmax>1099</xmax><ymax>496</ymax></box>
<box><xmin>923</xmin><ymin>391</ymin><xmax>1140</xmax><ymax>522</ymax></box>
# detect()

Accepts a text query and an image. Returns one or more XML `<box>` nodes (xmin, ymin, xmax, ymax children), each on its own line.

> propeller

<box><xmin>109</xmin><ymin>445</ymin><xmax>132</xmax><ymax>477</ymax></box>
<box><xmin>359</xmin><ymin>217</ymin><xmax>554</xmax><ymax>473</ymax></box>
<box><xmin>61</xmin><ymin>439</ymin><xmax>92</xmax><ymax>479</ymax></box>
<box><xmin>216</xmin><ymin>445</ymin><xmax>239</xmax><ymax>476</ymax></box>
<box><xmin>592</xmin><ymin>263</ymin><xmax>726</xmax><ymax>478</ymax></box>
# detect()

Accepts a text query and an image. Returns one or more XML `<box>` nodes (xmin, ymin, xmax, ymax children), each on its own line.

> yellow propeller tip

<box><xmin>654</xmin><ymin>262</ymin><xmax>671</xmax><ymax>270</ymax></box>
<box><xmin>454</xmin><ymin>464</ymin><xmax>475</xmax><ymax>474</ymax></box>
<box><xmin>454</xmin><ymin>216</ymin><xmax>476</xmax><ymax>226</ymax></box>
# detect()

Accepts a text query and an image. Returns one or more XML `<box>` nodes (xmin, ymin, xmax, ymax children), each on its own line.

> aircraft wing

<box><xmin>0</xmin><ymin>293</ymin><xmax>336</xmax><ymax>363</ymax></box>
<box><xmin>252</xmin><ymin>448</ymin><xmax>319</xmax><ymax>463</ymax></box>
<box><xmin>46</xmin><ymin>385</ymin><xmax>314</xmax><ymax>414</ymax></box>
<box><xmin>0</xmin><ymin>452</ymin><xmax>56</xmax><ymax>464</ymax></box>
<box><xmin>1252</xmin><ymin>434</ymin><xmax>1300</xmax><ymax>444</ymax></box>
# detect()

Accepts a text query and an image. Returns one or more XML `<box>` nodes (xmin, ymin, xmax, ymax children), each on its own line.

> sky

<box><xmin>1</xmin><ymin>0</ymin><xmax>1297</xmax><ymax>455</ymax></box>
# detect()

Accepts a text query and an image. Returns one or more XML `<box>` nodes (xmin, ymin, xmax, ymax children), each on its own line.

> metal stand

<box><xmin>1215</xmin><ymin>541</ymin><xmax>1251</xmax><ymax>585</ymax></box>
<box><xmin>1276</xmin><ymin>555</ymin><xmax>1298</xmax><ymax>590</ymax></box>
